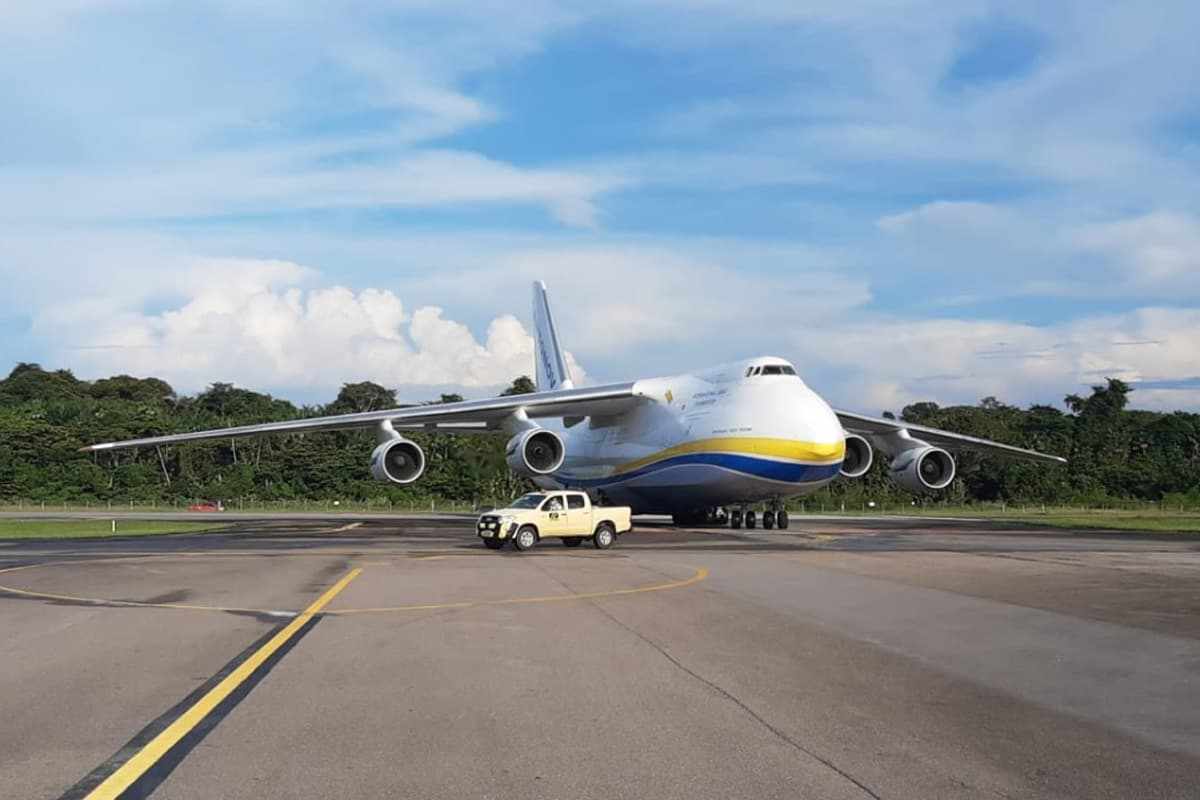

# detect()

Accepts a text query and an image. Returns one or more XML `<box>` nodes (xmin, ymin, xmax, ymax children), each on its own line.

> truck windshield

<box><xmin>508</xmin><ymin>493</ymin><xmax>546</xmax><ymax>509</ymax></box>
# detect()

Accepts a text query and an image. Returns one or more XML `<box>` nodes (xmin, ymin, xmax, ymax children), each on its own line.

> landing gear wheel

<box><xmin>483</xmin><ymin>537</ymin><xmax>504</xmax><ymax>550</ymax></box>
<box><xmin>745</xmin><ymin>511</ymin><xmax>756</xmax><ymax>529</ymax></box>
<box><xmin>593</xmin><ymin>523</ymin><xmax>616</xmax><ymax>549</ymax></box>
<box><xmin>762</xmin><ymin>511</ymin><xmax>775</xmax><ymax>530</ymax></box>
<box><xmin>730</xmin><ymin>510</ymin><xmax>743</xmax><ymax>529</ymax></box>
<box><xmin>775</xmin><ymin>510</ymin><xmax>789</xmax><ymax>529</ymax></box>
<box><xmin>513</xmin><ymin>525</ymin><xmax>538</xmax><ymax>552</ymax></box>
<box><xmin>562</xmin><ymin>537</ymin><xmax>583</xmax><ymax>547</ymax></box>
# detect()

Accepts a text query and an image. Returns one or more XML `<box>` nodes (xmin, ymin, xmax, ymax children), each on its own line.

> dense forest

<box><xmin>1</xmin><ymin>363</ymin><xmax>1197</xmax><ymax>508</ymax></box>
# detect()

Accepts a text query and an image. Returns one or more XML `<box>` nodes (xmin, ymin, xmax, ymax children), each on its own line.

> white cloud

<box><xmin>1073</xmin><ymin>212</ymin><xmax>1200</xmax><ymax>290</ymax></box>
<box><xmin>876</xmin><ymin>201</ymin><xmax>1012</xmax><ymax>234</ymax></box>
<box><xmin>403</xmin><ymin>240</ymin><xmax>871</xmax><ymax>375</ymax></box>
<box><xmin>0</xmin><ymin>149</ymin><xmax>627</xmax><ymax>230</ymax></box>
<box><xmin>872</xmin><ymin>201</ymin><xmax>1200</xmax><ymax>302</ymax></box>
<box><xmin>796</xmin><ymin>307</ymin><xmax>1200</xmax><ymax>413</ymax></box>
<box><xmin>46</xmin><ymin>258</ymin><xmax>572</xmax><ymax>397</ymax></box>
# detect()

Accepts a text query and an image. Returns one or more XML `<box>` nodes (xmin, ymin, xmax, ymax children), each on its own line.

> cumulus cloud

<box><xmin>47</xmin><ymin>258</ymin><xmax>576</xmax><ymax>398</ymax></box>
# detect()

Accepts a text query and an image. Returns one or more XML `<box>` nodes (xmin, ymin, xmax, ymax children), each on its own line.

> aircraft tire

<box><xmin>513</xmin><ymin>525</ymin><xmax>539</xmax><ymax>552</ymax></box>
<box><xmin>730</xmin><ymin>511</ymin><xmax>743</xmax><ymax>529</ymax></box>
<box><xmin>593</xmin><ymin>523</ymin><xmax>615</xmax><ymax>549</ymax></box>
<box><xmin>763</xmin><ymin>512</ymin><xmax>775</xmax><ymax>530</ymax></box>
<box><xmin>776</xmin><ymin>510</ymin><xmax>789</xmax><ymax>529</ymax></box>
<box><xmin>745</xmin><ymin>511</ymin><xmax>756</xmax><ymax>529</ymax></box>
<box><xmin>562</xmin><ymin>536</ymin><xmax>583</xmax><ymax>547</ymax></box>
<box><xmin>483</xmin><ymin>538</ymin><xmax>504</xmax><ymax>550</ymax></box>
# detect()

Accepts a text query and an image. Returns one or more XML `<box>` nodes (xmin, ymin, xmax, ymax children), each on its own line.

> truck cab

<box><xmin>477</xmin><ymin>491</ymin><xmax>634</xmax><ymax>551</ymax></box>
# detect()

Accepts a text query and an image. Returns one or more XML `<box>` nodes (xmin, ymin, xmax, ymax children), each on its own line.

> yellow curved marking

<box><xmin>324</xmin><ymin>566</ymin><xmax>709</xmax><ymax>615</ymax></box>
<box><xmin>0</xmin><ymin>557</ymin><xmax>708</xmax><ymax>616</ymax></box>
<box><xmin>614</xmin><ymin>436</ymin><xmax>844</xmax><ymax>475</ymax></box>
<box><xmin>83</xmin><ymin>568</ymin><xmax>361</xmax><ymax>800</ymax></box>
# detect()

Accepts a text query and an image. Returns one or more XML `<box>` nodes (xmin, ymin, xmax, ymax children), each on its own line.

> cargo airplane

<box><xmin>84</xmin><ymin>282</ymin><xmax>1066</xmax><ymax>528</ymax></box>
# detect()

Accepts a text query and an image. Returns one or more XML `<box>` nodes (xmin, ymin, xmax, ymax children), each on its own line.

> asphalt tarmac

<box><xmin>2</xmin><ymin>516</ymin><xmax>1199</xmax><ymax>799</ymax></box>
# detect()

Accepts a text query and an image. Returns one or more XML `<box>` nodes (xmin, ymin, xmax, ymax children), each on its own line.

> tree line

<box><xmin>1</xmin><ymin>364</ymin><xmax>1197</xmax><ymax>508</ymax></box>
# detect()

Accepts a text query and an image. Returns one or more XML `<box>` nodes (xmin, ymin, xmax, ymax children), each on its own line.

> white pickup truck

<box><xmin>476</xmin><ymin>491</ymin><xmax>634</xmax><ymax>552</ymax></box>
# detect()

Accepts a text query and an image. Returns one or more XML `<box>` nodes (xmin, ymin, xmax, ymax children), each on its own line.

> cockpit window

<box><xmin>748</xmin><ymin>364</ymin><xmax>797</xmax><ymax>377</ymax></box>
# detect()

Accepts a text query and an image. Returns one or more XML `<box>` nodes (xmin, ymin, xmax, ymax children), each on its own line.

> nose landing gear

<box><xmin>671</xmin><ymin>507</ymin><xmax>730</xmax><ymax>527</ymax></box>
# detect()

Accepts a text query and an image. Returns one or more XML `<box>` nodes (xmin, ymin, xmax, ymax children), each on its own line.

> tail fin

<box><xmin>532</xmin><ymin>281</ymin><xmax>573</xmax><ymax>392</ymax></box>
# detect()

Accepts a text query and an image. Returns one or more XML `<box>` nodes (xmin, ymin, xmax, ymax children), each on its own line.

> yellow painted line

<box><xmin>326</xmin><ymin>522</ymin><xmax>363</xmax><ymax>533</ymax></box>
<box><xmin>325</xmin><ymin>566</ymin><xmax>708</xmax><ymax>615</ymax></box>
<box><xmin>83</xmin><ymin>568</ymin><xmax>361</xmax><ymax>800</ymax></box>
<box><xmin>614</xmin><ymin>436</ymin><xmax>844</xmax><ymax>475</ymax></box>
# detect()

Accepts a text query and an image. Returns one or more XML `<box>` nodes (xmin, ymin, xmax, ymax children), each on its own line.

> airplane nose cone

<box><xmin>800</xmin><ymin>391</ymin><xmax>846</xmax><ymax>462</ymax></box>
<box><xmin>807</xmin><ymin>392</ymin><xmax>845</xmax><ymax>447</ymax></box>
<box><xmin>753</xmin><ymin>381</ymin><xmax>845</xmax><ymax>462</ymax></box>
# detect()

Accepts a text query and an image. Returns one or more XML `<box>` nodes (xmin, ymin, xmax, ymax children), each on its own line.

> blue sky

<box><xmin>1</xmin><ymin>2</ymin><xmax>1198</xmax><ymax>412</ymax></box>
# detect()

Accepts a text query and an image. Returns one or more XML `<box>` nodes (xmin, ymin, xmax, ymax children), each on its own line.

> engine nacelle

<box><xmin>505</xmin><ymin>428</ymin><xmax>565</xmax><ymax>476</ymax></box>
<box><xmin>889</xmin><ymin>446</ymin><xmax>955</xmax><ymax>492</ymax></box>
<box><xmin>840</xmin><ymin>434</ymin><xmax>873</xmax><ymax>478</ymax></box>
<box><xmin>369</xmin><ymin>438</ymin><xmax>426</xmax><ymax>485</ymax></box>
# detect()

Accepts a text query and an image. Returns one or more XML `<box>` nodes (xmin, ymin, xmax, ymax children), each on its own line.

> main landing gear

<box><xmin>727</xmin><ymin>504</ymin><xmax>788</xmax><ymax>530</ymax></box>
<box><xmin>675</xmin><ymin>504</ymin><xmax>790</xmax><ymax>531</ymax></box>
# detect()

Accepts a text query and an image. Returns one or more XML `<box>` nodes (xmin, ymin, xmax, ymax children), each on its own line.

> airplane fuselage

<box><xmin>536</xmin><ymin>356</ymin><xmax>846</xmax><ymax>514</ymax></box>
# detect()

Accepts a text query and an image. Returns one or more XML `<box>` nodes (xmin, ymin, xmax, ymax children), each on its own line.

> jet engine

<box><xmin>369</xmin><ymin>438</ymin><xmax>426</xmax><ymax>485</ymax></box>
<box><xmin>889</xmin><ymin>446</ymin><xmax>955</xmax><ymax>492</ymax></box>
<box><xmin>840</xmin><ymin>434</ymin><xmax>873</xmax><ymax>478</ymax></box>
<box><xmin>505</xmin><ymin>428</ymin><xmax>565</xmax><ymax>476</ymax></box>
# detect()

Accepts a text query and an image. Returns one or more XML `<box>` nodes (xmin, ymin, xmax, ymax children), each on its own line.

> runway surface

<box><xmin>2</xmin><ymin>516</ymin><xmax>1199</xmax><ymax>799</ymax></box>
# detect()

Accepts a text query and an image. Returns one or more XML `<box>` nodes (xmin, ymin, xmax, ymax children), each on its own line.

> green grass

<box><xmin>789</xmin><ymin>504</ymin><xmax>1200</xmax><ymax>533</ymax></box>
<box><xmin>0</xmin><ymin>520</ymin><xmax>231</xmax><ymax>540</ymax></box>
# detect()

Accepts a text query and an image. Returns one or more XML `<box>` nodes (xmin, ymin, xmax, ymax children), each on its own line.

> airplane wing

<box><xmin>835</xmin><ymin>409</ymin><xmax>1067</xmax><ymax>464</ymax></box>
<box><xmin>81</xmin><ymin>382</ymin><xmax>642</xmax><ymax>452</ymax></box>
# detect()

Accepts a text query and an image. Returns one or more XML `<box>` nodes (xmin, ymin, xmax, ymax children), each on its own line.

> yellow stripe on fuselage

<box><xmin>613</xmin><ymin>436</ymin><xmax>845</xmax><ymax>476</ymax></box>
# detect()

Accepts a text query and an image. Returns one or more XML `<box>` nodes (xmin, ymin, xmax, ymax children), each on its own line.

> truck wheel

<box><xmin>593</xmin><ymin>523</ymin><xmax>616</xmax><ymax>549</ymax></box>
<box><xmin>562</xmin><ymin>537</ymin><xmax>583</xmax><ymax>547</ymax></box>
<box><xmin>483</xmin><ymin>538</ymin><xmax>504</xmax><ymax>550</ymax></box>
<box><xmin>513</xmin><ymin>525</ymin><xmax>539</xmax><ymax>552</ymax></box>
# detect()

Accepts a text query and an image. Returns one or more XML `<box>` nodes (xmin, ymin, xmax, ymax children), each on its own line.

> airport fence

<box><xmin>0</xmin><ymin>497</ymin><xmax>1197</xmax><ymax>517</ymax></box>
<box><xmin>0</xmin><ymin>498</ymin><xmax>488</xmax><ymax>515</ymax></box>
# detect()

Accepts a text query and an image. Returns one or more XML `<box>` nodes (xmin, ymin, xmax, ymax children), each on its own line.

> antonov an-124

<box><xmin>83</xmin><ymin>282</ymin><xmax>1066</xmax><ymax>528</ymax></box>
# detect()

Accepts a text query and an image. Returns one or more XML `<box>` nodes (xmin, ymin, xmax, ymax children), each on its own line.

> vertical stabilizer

<box><xmin>532</xmin><ymin>281</ymin><xmax>573</xmax><ymax>391</ymax></box>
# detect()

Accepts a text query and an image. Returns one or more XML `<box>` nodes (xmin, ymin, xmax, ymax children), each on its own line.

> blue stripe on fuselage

<box><xmin>558</xmin><ymin>452</ymin><xmax>842</xmax><ymax>488</ymax></box>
